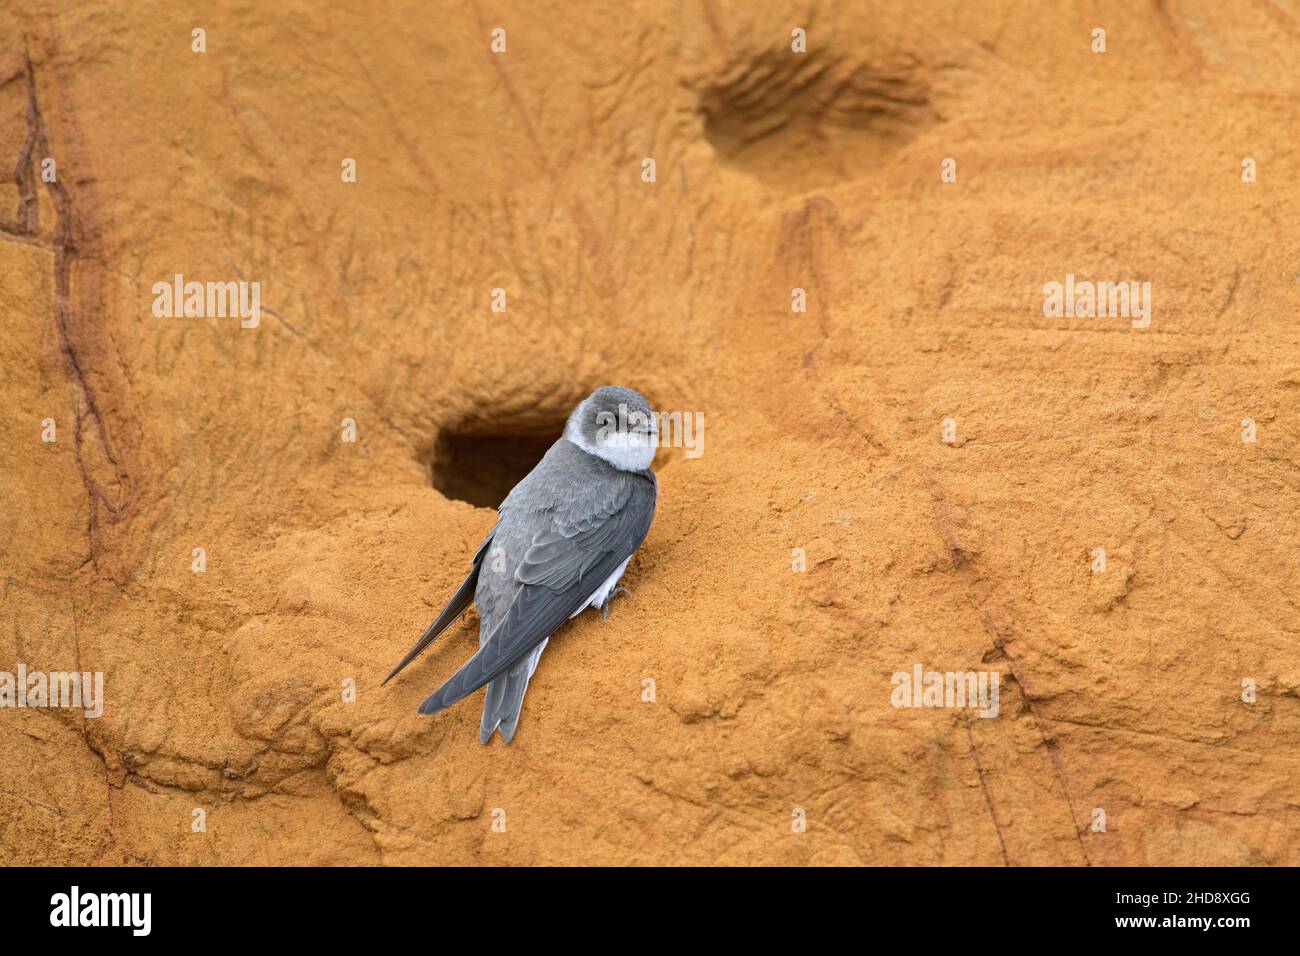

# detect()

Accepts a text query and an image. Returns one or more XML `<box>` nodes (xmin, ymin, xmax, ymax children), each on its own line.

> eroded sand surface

<box><xmin>2</xmin><ymin>1</ymin><xmax>1299</xmax><ymax>865</ymax></box>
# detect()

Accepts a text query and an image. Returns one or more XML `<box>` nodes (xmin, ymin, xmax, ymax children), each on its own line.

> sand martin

<box><xmin>385</xmin><ymin>386</ymin><xmax>659</xmax><ymax>743</ymax></box>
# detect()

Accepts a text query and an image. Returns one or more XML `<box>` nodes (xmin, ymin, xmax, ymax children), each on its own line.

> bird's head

<box><xmin>564</xmin><ymin>386</ymin><xmax>658</xmax><ymax>471</ymax></box>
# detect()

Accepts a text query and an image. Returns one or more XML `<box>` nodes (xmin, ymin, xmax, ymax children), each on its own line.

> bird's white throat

<box><xmin>565</xmin><ymin>420</ymin><xmax>657</xmax><ymax>471</ymax></box>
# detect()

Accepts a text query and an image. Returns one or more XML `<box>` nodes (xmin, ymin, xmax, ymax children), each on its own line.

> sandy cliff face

<box><xmin>1</xmin><ymin>0</ymin><xmax>1298</xmax><ymax>865</ymax></box>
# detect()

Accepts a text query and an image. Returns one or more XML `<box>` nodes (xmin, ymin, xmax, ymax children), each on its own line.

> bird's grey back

<box><xmin>474</xmin><ymin>436</ymin><xmax>647</xmax><ymax>636</ymax></box>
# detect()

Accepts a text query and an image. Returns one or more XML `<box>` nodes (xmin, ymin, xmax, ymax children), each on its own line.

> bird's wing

<box><xmin>418</xmin><ymin>473</ymin><xmax>656</xmax><ymax>716</ymax></box>
<box><xmin>383</xmin><ymin>529</ymin><xmax>495</xmax><ymax>685</ymax></box>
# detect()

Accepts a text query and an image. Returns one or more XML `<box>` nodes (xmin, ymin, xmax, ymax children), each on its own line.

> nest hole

<box><xmin>430</xmin><ymin>419</ymin><xmax>565</xmax><ymax>509</ymax></box>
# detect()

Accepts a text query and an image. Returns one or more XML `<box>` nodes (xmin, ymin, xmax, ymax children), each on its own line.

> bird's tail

<box><xmin>478</xmin><ymin>639</ymin><xmax>549</xmax><ymax>744</ymax></box>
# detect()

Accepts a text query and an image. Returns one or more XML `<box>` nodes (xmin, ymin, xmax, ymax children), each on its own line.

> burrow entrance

<box><xmin>430</xmin><ymin>418</ymin><xmax>567</xmax><ymax>509</ymax></box>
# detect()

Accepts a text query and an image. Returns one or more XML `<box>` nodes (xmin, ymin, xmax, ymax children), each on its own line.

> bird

<box><xmin>384</xmin><ymin>385</ymin><xmax>659</xmax><ymax>744</ymax></box>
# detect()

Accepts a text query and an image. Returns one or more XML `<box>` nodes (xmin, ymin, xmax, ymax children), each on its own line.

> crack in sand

<box><xmin>963</xmin><ymin>714</ymin><xmax>1010</xmax><ymax>866</ymax></box>
<box><xmin>9</xmin><ymin>44</ymin><xmax>138</xmax><ymax>573</ymax></box>
<box><xmin>928</xmin><ymin>478</ymin><xmax>1092</xmax><ymax>864</ymax></box>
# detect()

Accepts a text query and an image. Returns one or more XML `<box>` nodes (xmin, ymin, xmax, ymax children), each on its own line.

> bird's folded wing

<box><xmin>417</xmin><ymin>475</ymin><xmax>655</xmax><ymax>715</ymax></box>
<box><xmin>383</xmin><ymin>528</ymin><xmax>496</xmax><ymax>685</ymax></box>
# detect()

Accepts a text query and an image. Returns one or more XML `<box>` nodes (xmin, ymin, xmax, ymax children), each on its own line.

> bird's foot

<box><xmin>601</xmin><ymin>586</ymin><xmax>632</xmax><ymax>621</ymax></box>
